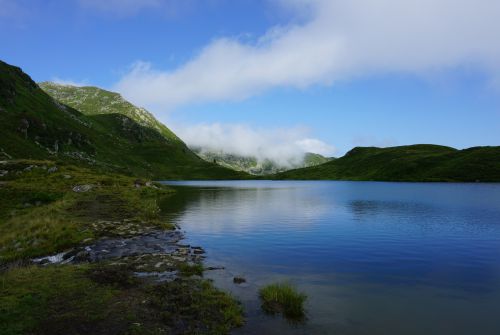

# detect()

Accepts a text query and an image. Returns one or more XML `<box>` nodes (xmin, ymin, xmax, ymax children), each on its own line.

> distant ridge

<box><xmin>274</xmin><ymin>144</ymin><xmax>500</xmax><ymax>182</ymax></box>
<box><xmin>192</xmin><ymin>148</ymin><xmax>332</xmax><ymax>175</ymax></box>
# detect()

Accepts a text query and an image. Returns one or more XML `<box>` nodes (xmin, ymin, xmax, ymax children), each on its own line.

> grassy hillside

<box><xmin>0</xmin><ymin>61</ymin><xmax>245</xmax><ymax>333</ymax></box>
<box><xmin>39</xmin><ymin>82</ymin><xmax>180</xmax><ymax>144</ymax></box>
<box><xmin>274</xmin><ymin>144</ymin><xmax>500</xmax><ymax>182</ymax></box>
<box><xmin>193</xmin><ymin>148</ymin><xmax>332</xmax><ymax>175</ymax></box>
<box><xmin>0</xmin><ymin>60</ymin><xmax>246</xmax><ymax>180</ymax></box>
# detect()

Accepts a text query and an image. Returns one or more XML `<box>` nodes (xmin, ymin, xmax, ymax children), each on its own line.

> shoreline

<box><xmin>0</xmin><ymin>159</ymin><xmax>244</xmax><ymax>334</ymax></box>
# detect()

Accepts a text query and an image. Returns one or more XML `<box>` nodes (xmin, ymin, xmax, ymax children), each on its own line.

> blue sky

<box><xmin>1</xmin><ymin>0</ymin><xmax>499</xmax><ymax>159</ymax></box>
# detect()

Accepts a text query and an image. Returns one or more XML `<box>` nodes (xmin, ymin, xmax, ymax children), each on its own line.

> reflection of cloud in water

<box><xmin>167</xmin><ymin>187</ymin><xmax>333</xmax><ymax>234</ymax></box>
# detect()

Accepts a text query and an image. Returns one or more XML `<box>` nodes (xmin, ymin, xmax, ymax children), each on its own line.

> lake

<box><xmin>159</xmin><ymin>181</ymin><xmax>500</xmax><ymax>335</ymax></box>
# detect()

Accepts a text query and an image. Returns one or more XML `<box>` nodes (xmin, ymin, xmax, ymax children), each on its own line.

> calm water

<box><xmin>159</xmin><ymin>181</ymin><xmax>500</xmax><ymax>335</ymax></box>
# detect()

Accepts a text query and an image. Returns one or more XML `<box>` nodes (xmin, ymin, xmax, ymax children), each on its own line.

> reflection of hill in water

<box><xmin>158</xmin><ymin>184</ymin><xmax>332</xmax><ymax>234</ymax></box>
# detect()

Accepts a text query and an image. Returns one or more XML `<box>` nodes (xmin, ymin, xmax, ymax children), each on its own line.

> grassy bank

<box><xmin>0</xmin><ymin>160</ymin><xmax>243</xmax><ymax>334</ymax></box>
<box><xmin>0</xmin><ymin>159</ymin><xmax>173</xmax><ymax>263</ymax></box>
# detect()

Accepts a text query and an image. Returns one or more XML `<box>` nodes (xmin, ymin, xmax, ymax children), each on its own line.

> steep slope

<box><xmin>39</xmin><ymin>82</ymin><xmax>180</xmax><ymax>143</ymax></box>
<box><xmin>274</xmin><ymin>144</ymin><xmax>500</xmax><ymax>182</ymax></box>
<box><xmin>192</xmin><ymin>148</ymin><xmax>332</xmax><ymax>175</ymax></box>
<box><xmin>0</xmin><ymin>60</ymin><xmax>246</xmax><ymax>179</ymax></box>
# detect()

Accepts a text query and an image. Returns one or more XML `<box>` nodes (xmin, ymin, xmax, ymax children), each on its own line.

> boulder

<box><xmin>73</xmin><ymin>184</ymin><xmax>93</xmax><ymax>192</ymax></box>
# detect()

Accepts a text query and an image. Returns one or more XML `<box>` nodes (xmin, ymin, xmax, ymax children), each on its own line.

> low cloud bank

<box><xmin>174</xmin><ymin>123</ymin><xmax>335</xmax><ymax>167</ymax></box>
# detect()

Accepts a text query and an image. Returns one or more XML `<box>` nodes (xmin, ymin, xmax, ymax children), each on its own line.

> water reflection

<box><xmin>160</xmin><ymin>185</ymin><xmax>332</xmax><ymax>234</ymax></box>
<box><xmin>160</xmin><ymin>181</ymin><xmax>500</xmax><ymax>335</ymax></box>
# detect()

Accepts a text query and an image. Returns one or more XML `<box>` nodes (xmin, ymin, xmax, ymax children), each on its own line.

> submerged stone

<box><xmin>233</xmin><ymin>276</ymin><xmax>246</xmax><ymax>284</ymax></box>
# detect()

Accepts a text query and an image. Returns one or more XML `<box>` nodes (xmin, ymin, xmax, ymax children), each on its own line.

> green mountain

<box><xmin>274</xmin><ymin>144</ymin><xmax>500</xmax><ymax>182</ymax></box>
<box><xmin>192</xmin><ymin>148</ymin><xmax>332</xmax><ymax>175</ymax></box>
<box><xmin>39</xmin><ymin>82</ymin><xmax>180</xmax><ymax>143</ymax></box>
<box><xmin>0</xmin><ymin>60</ymin><xmax>246</xmax><ymax>179</ymax></box>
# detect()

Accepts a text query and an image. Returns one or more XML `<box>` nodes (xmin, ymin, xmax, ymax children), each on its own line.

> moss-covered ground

<box><xmin>0</xmin><ymin>160</ymin><xmax>243</xmax><ymax>334</ymax></box>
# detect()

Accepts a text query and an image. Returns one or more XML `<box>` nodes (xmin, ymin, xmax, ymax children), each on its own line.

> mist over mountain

<box><xmin>175</xmin><ymin>122</ymin><xmax>335</xmax><ymax>169</ymax></box>
<box><xmin>192</xmin><ymin>148</ymin><xmax>332</xmax><ymax>175</ymax></box>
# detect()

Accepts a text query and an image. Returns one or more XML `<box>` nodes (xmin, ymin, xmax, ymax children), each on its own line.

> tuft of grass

<box><xmin>259</xmin><ymin>282</ymin><xmax>307</xmax><ymax>321</ymax></box>
<box><xmin>179</xmin><ymin>263</ymin><xmax>204</xmax><ymax>277</ymax></box>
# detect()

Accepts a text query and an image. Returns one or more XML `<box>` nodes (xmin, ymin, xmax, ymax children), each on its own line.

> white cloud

<box><xmin>114</xmin><ymin>0</ymin><xmax>500</xmax><ymax>110</ymax></box>
<box><xmin>52</xmin><ymin>77</ymin><xmax>89</xmax><ymax>87</ymax></box>
<box><xmin>173</xmin><ymin>123</ymin><xmax>335</xmax><ymax>166</ymax></box>
<box><xmin>295</xmin><ymin>138</ymin><xmax>335</xmax><ymax>155</ymax></box>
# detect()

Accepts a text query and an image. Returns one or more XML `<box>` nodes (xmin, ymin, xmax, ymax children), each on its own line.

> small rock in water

<box><xmin>38</xmin><ymin>258</ymin><xmax>50</xmax><ymax>265</ymax></box>
<box><xmin>206</xmin><ymin>266</ymin><xmax>225</xmax><ymax>271</ymax></box>
<box><xmin>192</xmin><ymin>248</ymin><xmax>205</xmax><ymax>255</ymax></box>
<box><xmin>233</xmin><ymin>276</ymin><xmax>246</xmax><ymax>284</ymax></box>
<box><xmin>63</xmin><ymin>249</ymin><xmax>78</xmax><ymax>260</ymax></box>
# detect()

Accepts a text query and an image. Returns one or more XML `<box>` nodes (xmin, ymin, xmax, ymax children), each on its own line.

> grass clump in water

<box><xmin>259</xmin><ymin>282</ymin><xmax>307</xmax><ymax>321</ymax></box>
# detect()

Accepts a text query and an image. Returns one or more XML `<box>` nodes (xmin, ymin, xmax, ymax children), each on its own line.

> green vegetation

<box><xmin>259</xmin><ymin>282</ymin><xmax>307</xmax><ymax>321</ymax></box>
<box><xmin>193</xmin><ymin>148</ymin><xmax>331</xmax><ymax>175</ymax></box>
<box><xmin>39</xmin><ymin>82</ymin><xmax>181</xmax><ymax>145</ymax></box>
<box><xmin>0</xmin><ymin>264</ymin><xmax>243</xmax><ymax>335</ymax></box>
<box><xmin>150</xmin><ymin>279</ymin><xmax>244</xmax><ymax>333</ymax></box>
<box><xmin>1</xmin><ymin>265</ymin><xmax>115</xmax><ymax>335</ymax></box>
<box><xmin>274</xmin><ymin>144</ymin><xmax>500</xmax><ymax>182</ymax></box>
<box><xmin>0</xmin><ymin>60</ymin><xmax>244</xmax><ymax>334</ymax></box>
<box><xmin>0</xmin><ymin>60</ymin><xmax>247</xmax><ymax>180</ymax></box>
<box><xmin>179</xmin><ymin>262</ymin><xmax>204</xmax><ymax>277</ymax></box>
<box><xmin>0</xmin><ymin>159</ymin><xmax>243</xmax><ymax>334</ymax></box>
<box><xmin>0</xmin><ymin>159</ymin><xmax>172</xmax><ymax>262</ymax></box>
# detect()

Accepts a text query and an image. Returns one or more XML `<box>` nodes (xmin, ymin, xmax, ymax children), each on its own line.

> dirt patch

<box><xmin>69</xmin><ymin>194</ymin><xmax>132</xmax><ymax>221</ymax></box>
